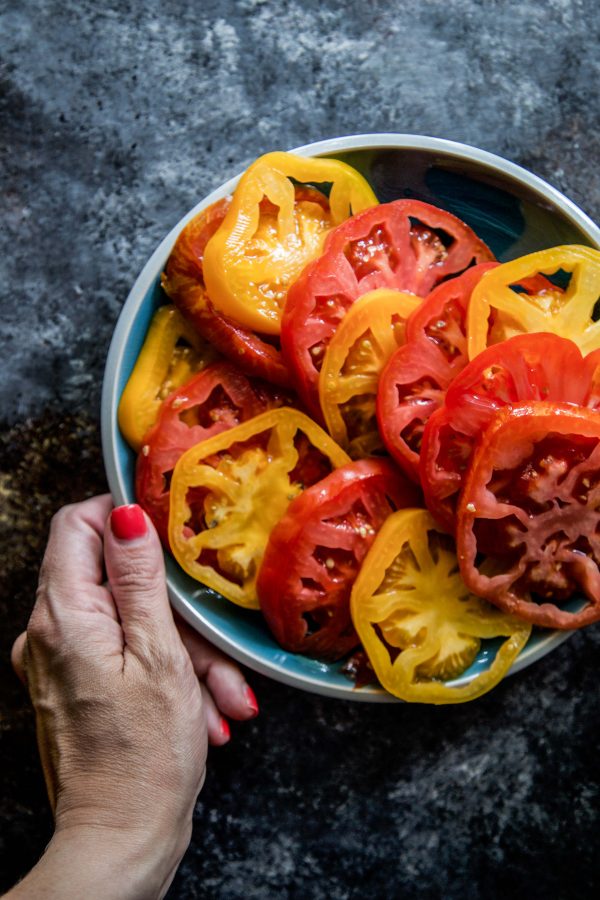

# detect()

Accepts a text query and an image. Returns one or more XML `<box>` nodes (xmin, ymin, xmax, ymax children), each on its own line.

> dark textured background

<box><xmin>1</xmin><ymin>1</ymin><xmax>599</xmax><ymax>897</ymax></box>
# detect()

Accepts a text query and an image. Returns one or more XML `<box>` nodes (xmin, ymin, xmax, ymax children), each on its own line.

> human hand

<box><xmin>8</xmin><ymin>495</ymin><xmax>258</xmax><ymax>900</ymax></box>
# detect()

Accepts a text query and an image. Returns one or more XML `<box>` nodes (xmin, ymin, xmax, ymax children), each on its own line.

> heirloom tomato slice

<box><xmin>168</xmin><ymin>408</ymin><xmax>350</xmax><ymax>609</ymax></box>
<box><xmin>350</xmin><ymin>508</ymin><xmax>531</xmax><ymax>703</ymax></box>
<box><xmin>377</xmin><ymin>263</ymin><xmax>496</xmax><ymax>482</ymax></box>
<box><xmin>162</xmin><ymin>197</ymin><xmax>292</xmax><ymax>388</ymax></box>
<box><xmin>282</xmin><ymin>199</ymin><xmax>493</xmax><ymax>418</ymax></box>
<box><xmin>467</xmin><ymin>245</ymin><xmax>600</xmax><ymax>359</ymax></box>
<box><xmin>257</xmin><ymin>459</ymin><xmax>419</xmax><ymax>661</ymax></box>
<box><xmin>457</xmin><ymin>402</ymin><xmax>600</xmax><ymax>630</ymax></box>
<box><xmin>118</xmin><ymin>304</ymin><xmax>219</xmax><ymax>452</ymax></box>
<box><xmin>203</xmin><ymin>151</ymin><xmax>378</xmax><ymax>335</ymax></box>
<box><xmin>319</xmin><ymin>288</ymin><xmax>420</xmax><ymax>457</ymax></box>
<box><xmin>420</xmin><ymin>333</ymin><xmax>600</xmax><ymax>532</ymax></box>
<box><xmin>135</xmin><ymin>362</ymin><xmax>291</xmax><ymax>545</ymax></box>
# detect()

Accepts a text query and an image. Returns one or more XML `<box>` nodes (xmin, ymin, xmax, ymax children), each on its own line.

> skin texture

<box><xmin>6</xmin><ymin>495</ymin><xmax>258</xmax><ymax>900</ymax></box>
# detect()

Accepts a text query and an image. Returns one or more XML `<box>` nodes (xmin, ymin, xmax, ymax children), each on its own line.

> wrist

<box><xmin>7</xmin><ymin>820</ymin><xmax>192</xmax><ymax>900</ymax></box>
<box><xmin>56</xmin><ymin>819</ymin><xmax>191</xmax><ymax>899</ymax></box>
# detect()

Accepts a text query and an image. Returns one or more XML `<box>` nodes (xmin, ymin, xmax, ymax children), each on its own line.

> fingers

<box><xmin>28</xmin><ymin>495</ymin><xmax>121</xmax><ymax>659</ymax></box>
<box><xmin>201</xmin><ymin>684</ymin><xmax>232</xmax><ymax>747</ymax></box>
<box><xmin>103</xmin><ymin>504</ymin><xmax>183</xmax><ymax>659</ymax></box>
<box><xmin>35</xmin><ymin>494</ymin><xmax>118</xmax><ymax>618</ymax></box>
<box><xmin>42</xmin><ymin>494</ymin><xmax>113</xmax><ymax>588</ymax></box>
<box><xmin>177</xmin><ymin>618</ymin><xmax>259</xmax><ymax>721</ymax></box>
<box><xmin>11</xmin><ymin>632</ymin><xmax>28</xmax><ymax>685</ymax></box>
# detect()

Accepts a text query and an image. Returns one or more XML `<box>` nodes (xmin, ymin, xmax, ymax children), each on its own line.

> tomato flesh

<box><xmin>282</xmin><ymin>199</ymin><xmax>494</xmax><ymax>418</ymax></box>
<box><xmin>350</xmin><ymin>508</ymin><xmax>531</xmax><ymax>703</ymax></box>
<box><xmin>420</xmin><ymin>333</ymin><xmax>600</xmax><ymax>532</ymax></box>
<box><xmin>377</xmin><ymin>263</ymin><xmax>495</xmax><ymax>482</ymax></box>
<box><xmin>257</xmin><ymin>459</ymin><xmax>420</xmax><ymax>660</ymax></box>
<box><xmin>168</xmin><ymin>408</ymin><xmax>351</xmax><ymax>609</ymax></box>
<box><xmin>162</xmin><ymin>197</ymin><xmax>293</xmax><ymax>387</ymax></box>
<box><xmin>136</xmin><ymin>363</ymin><xmax>291</xmax><ymax>545</ymax></box>
<box><xmin>457</xmin><ymin>402</ymin><xmax>600</xmax><ymax>629</ymax></box>
<box><xmin>319</xmin><ymin>289</ymin><xmax>419</xmax><ymax>457</ymax></box>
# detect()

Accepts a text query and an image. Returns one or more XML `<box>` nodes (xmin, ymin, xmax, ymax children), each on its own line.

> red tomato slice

<box><xmin>281</xmin><ymin>199</ymin><xmax>494</xmax><ymax>418</ymax></box>
<box><xmin>135</xmin><ymin>362</ymin><xmax>291</xmax><ymax>544</ymax></box>
<box><xmin>256</xmin><ymin>459</ymin><xmax>420</xmax><ymax>660</ymax></box>
<box><xmin>420</xmin><ymin>333</ymin><xmax>600</xmax><ymax>532</ymax></box>
<box><xmin>162</xmin><ymin>198</ymin><xmax>293</xmax><ymax>388</ymax></box>
<box><xmin>377</xmin><ymin>262</ymin><xmax>497</xmax><ymax>482</ymax></box>
<box><xmin>456</xmin><ymin>402</ymin><xmax>600</xmax><ymax>629</ymax></box>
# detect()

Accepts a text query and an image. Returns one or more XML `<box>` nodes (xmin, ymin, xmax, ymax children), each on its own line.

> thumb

<box><xmin>104</xmin><ymin>504</ymin><xmax>180</xmax><ymax>660</ymax></box>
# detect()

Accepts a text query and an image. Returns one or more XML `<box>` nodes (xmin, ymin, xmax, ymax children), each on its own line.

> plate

<box><xmin>101</xmin><ymin>134</ymin><xmax>600</xmax><ymax>701</ymax></box>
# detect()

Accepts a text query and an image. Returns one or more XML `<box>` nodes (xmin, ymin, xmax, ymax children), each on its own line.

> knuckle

<box><xmin>50</xmin><ymin>502</ymin><xmax>78</xmax><ymax>532</ymax></box>
<box><xmin>40</xmin><ymin>503</ymin><xmax>81</xmax><ymax>581</ymax></box>
<box><xmin>139</xmin><ymin>638</ymin><xmax>191</xmax><ymax>685</ymax></box>
<box><xmin>110</xmin><ymin>559</ymin><xmax>162</xmax><ymax>596</ymax></box>
<box><xmin>26</xmin><ymin>604</ymin><xmax>54</xmax><ymax>650</ymax></box>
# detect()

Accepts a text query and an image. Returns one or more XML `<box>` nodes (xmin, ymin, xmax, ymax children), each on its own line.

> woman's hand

<box><xmin>8</xmin><ymin>495</ymin><xmax>258</xmax><ymax>900</ymax></box>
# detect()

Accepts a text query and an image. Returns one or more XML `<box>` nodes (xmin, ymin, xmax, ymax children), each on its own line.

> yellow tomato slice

<box><xmin>118</xmin><ymin>305</ymin><xmax>219</xmax><ymax>451</ymax></box>
<box><xmin>168</xmin><ymin>407</ymin><xmax>351</xmax><ymax>609</ymax></box>
<box><xmin>467</xmin><ymin>245</ymin><xmax>600</xmax><ymax>359</ymax></box>
<box><xmin>203</xmin><ymin>151</ymin><xmax>378</xmax><ymax>336</ymax></box>
<box><xmin>350</xmin><ymin>508</ymin><xmax>531</xmax><ymax>703</ymax></box>
<box><xmin>318</xmin><ymin>289</ymin><xmax>420</xmax><ymax>457</ymax></box>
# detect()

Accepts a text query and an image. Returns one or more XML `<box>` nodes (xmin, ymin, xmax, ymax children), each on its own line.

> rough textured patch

<box><xmin>1</xmin><ymin>0</ymin><xmax>599</xmax><ymax>897</ymax></box>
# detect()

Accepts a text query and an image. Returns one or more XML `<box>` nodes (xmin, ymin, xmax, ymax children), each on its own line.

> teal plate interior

<box><xmin>101</xmin><ymin>134</ymin><xmax>600</xmax><ymax>701</ymax></box>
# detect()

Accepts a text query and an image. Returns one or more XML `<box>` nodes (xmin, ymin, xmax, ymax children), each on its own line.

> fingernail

<box><xmin>220</xmin><ymin>717</ymin><xmax>231</xmax><ymax>742</ymax></box>
<box><xmin>111</xmin><ymin>504</ymin><xmax>148</xmax><ymax>541</ymax></box>
<box><xmin>244</xmin><ymin>684</ymin><xmax>259</xmax><ymax>717</ymax></box>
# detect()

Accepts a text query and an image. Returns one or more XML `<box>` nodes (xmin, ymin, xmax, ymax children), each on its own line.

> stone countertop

<box><xmin>1</xmin><ymin>1</ymin><xmax>599</xmax><ymax>896</ymax></box>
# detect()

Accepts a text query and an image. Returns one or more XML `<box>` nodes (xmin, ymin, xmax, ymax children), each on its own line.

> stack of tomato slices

<box><xmin>118</xmin><ymin>150</ymin><xmax>600</xmax><ymax>704</ymax></box>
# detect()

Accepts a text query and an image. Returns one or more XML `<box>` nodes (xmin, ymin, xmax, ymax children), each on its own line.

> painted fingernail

<box><xmin>244</xmin><ymin>684</ymin><xmax>259</xmax><ymax>717</ymax></box>
<box><xmin>220</xmin><ymin>717</ymin><xmax>231</xmax><ymax>742</ymax></box>
<box><xmin>110</xmin><ymin>504</ymin><xmax>148</xmax><ymax>541</ymax></box>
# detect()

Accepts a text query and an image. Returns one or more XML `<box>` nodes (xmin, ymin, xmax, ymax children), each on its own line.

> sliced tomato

<box><xmin>467</xmin><ymin>244</ymin><xmax>600</xmax><ymax>359</ymax></box>
<box><xmin>420</xmin><ymin>333</ymin><xmax>600</xmax><ymax>532</ymax></box>
<box><xmin>456</xmin><ymin>402</ymin><xmax>600</xmax><ymax>629</ymax></box>
<box><xmin>203</xmin><ymin>152</ymin><xmax>378</xmax><ymax>335</ymax></box>
<box><xmin>256</xmin><ymin>459</ymin><xmax>419</xmax><ymax>661</ymax></box>
<box><xmin>118</xmin><ymin>304</ymin><xmax>220</xmax><ymax>452</ymax></box>
<box><xmin>162</xmin><ymin>197</ymin><xmax>293</xmax><ymax>388</ymax></box>
<box><xmin>168</xmin><ymin>408</ymin><xmax>351</xmax><ymax>609</ymax></box>
<box><xmin>136</xmin><ymin>362</ymin><xmax>291</xmax><ymax>545</ymax></box>
<box><xmin>318</xmin><ymin>288</ymin><xmax>420</xmax><ymax>457</ymax></box>
<box><xmin>377</xmin><ymin>263</ymin><xmax>496</xmax><ymax>482</ymax></box>
<box><xmin>350</xmin><ymin>508</ymin><xmax>531</xmax><ymax>703</ymax></box>
<box><xmin>281</xmin><ymin>199</ymin><xmax>493</xmax><ymax>418</ymax></box>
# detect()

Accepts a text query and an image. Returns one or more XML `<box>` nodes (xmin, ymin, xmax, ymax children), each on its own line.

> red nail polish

<box><xmin>244</xmin><ymin>685</ymin><xmax>259</xmax><ymax>717</ymax></box>
<box><xmin>111</xmin><ymin>504</ymin><xmax>148</xmax><ymax>541</ymax></box>
<box><xmin>220</xmin><ymin>717</ymin><xmax>231</xmax><ymax>741</ymax></box>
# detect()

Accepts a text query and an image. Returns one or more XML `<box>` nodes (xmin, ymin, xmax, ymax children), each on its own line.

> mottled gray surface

<box><xmin>1</xmin><ymin>0</ymin><xmax>599</xmax><ymax>897</ymax></box>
